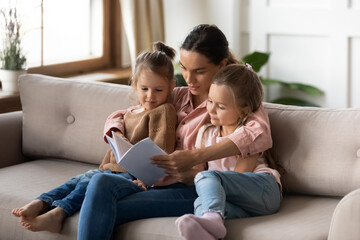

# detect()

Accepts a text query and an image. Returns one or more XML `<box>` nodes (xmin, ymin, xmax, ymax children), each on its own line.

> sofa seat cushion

<box><xmin>0</xmin><ymin>159</ymin><xmax>96</xmax><ymax>240</ymax></box>
<box><xmin>224</xmin><ymin>195</ymin><xmax>340</xmax><ymax>240</ymax></box>
<box><xmin>1</xmin><ymin>158</ymin><xmax>340</xmax><ymax>240</ymax></box>
<box><xmin>117</xmin><ymin>195</ymin><xmax>340</xmax><ymax>240</ymax></box>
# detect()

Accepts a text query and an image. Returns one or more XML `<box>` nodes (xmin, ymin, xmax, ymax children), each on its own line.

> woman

<box><xmin>77</xmin><ymin>24</ymin><xmax>273</xmax><ymax>240</ymax></box>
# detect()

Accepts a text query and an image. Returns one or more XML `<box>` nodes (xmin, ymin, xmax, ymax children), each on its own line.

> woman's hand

<box><xmin>152</xmin><ymin>139</ymin><xmax>240</xmax><ymax>173</ymax></box>
<box><xmin>151</xmin><ymin>150</ymin><xmax>203</xmax><ymax>185</ymax></box>
<box><xmin>170</xmin><ymin>169</ymin><xmax>200</xmax><ymax>186</ymax></box>
<box><xmin>131</xmin><ymin>179</ymin><xmax>148</xmax><ymax>191</ymax></box>
<box><xmin>151</xmin><ymin>149</ymin><xmax>199</xmax><ymax>173</ymax></box>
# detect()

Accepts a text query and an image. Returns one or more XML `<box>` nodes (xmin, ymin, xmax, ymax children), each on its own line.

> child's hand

<box><xmin>131</xmin><ymin>179</ymin><xmax>148</xmax><ymax>190</ymax></box>
<box><xmin>114</xmin><ymin>131</ymin><xmax>131</xmax><ymax>143</ymax></box>
<box><xmin>113</xmin><ymin>130</ymin><xmax>126</xmax><ymax>139</ymax></box>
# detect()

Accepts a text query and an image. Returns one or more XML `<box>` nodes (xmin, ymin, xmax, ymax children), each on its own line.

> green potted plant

<box><xmin>0</xmin><ymin>8</ymin><xmax>27</xmax><ymax>93</ymax></box>
<box><xmin>242</xmin><ymin>51</ymin><xmax>324</xmax><ymax>107</ymax></box>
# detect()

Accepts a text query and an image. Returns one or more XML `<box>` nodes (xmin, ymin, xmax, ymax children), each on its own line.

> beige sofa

<box><xmin>1</xmin><ymin>74</ymin><xmax>360</xmax><ymax>240</ymax></box>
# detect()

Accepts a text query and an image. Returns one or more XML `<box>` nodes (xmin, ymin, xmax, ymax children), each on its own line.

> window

<box><xmin>1</xmin><ymin>0</ymin><xmax>113</xmax><ymax>76</ymax></box>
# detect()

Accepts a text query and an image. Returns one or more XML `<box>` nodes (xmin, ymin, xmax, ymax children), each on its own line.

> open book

<box><xmin>106</xmin><ymin>131</ymin><xmax>167</xmax><ymax>186</ymax></box>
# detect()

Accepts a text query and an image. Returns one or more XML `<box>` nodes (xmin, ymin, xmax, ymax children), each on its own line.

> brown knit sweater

<box><xmin>99</xmin><ymin>103</ymin><xmax>177</xmax><ymax>172</ymax></box>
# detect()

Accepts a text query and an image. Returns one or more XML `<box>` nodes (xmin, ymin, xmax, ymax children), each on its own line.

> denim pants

<box><xmin>78</xmin><ymin>173</ymin><xmax>197</xmax><ymax>240</ymax></box>
<box><xmin>194</xmin><ymin>170</ymin><xmax>281</xmax><ymax>219</ymax></box>
<box><xmin>37</xmin><ymin>169</ymin><xmax>131</xmax><ymax>216</ymax></box>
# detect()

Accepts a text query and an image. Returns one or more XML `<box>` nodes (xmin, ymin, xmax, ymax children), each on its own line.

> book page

<box><xmin>105</xmin><ymin>131</ymin><xmax>133</xmax><ymax>163</ymax></box>
<box><xmin>118</xmin><ymin>137</ymin><xmax>167</xmax><ymax>186</ymax></box>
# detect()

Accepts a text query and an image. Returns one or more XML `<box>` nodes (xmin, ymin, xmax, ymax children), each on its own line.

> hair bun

<box><xmin>153</xmin><ymin>41</ymin><xmax>176</xmax><ymax>60</ymax></box>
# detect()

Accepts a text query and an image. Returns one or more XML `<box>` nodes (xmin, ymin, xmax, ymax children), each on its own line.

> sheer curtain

<box><xmin>119</xmin><ymin>0</ymin><xmax>165</xmax><ymax>70</ymax></box>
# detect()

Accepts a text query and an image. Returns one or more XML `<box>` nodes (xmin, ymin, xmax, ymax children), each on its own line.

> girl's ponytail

<box><xmin>132</xmin><ymin>42</ymin><xmax>176</xmax><ymax>85</ymax></box>
<box><xmin>153</xmin><ymin>41</ymin><xmax>176</xmax><ymax>61</ymax></box>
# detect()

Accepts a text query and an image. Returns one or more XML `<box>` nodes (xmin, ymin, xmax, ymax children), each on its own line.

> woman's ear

<box><xmin>219</xmin><ymin>58</ymin><xmax>228</xmax><ymax>68</ymax></box>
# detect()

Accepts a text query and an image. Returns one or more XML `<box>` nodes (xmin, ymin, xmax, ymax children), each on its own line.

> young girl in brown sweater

<box><xmin>11</xmin><ymin>42</ymin><xmax>177</xmax><ymax>233</ymax></box>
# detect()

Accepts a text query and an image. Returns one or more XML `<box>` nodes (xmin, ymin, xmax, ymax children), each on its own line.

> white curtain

<box><xmin>120</xmin><ymin>0</ymin><xmax>165</xmax><ymax>70</ymax></box>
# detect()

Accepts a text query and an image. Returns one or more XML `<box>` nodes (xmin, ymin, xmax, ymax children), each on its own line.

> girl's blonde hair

<box><xmin>132</xmin><ymin>41</ymin><xmax>176</xmax><ymax>86</ymax></box>
<box><xmin>213</xmin><ymin>64</ymin><xmax>286</xmax><ymax>176</ymax></box>
<box><xmin>213</xmin><ymin>64</ymin><xmax>263</xmax><ymax>115</ymax></box>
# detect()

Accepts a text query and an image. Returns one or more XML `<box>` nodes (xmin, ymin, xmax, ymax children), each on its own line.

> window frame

<box><xmin>27</xmin><ymin>0</ymin><xmax>117</xmax><ymax>77</ymax></box>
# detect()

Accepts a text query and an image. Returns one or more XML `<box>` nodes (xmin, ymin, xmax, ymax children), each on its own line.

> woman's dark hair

<box><xmin>132</xmin><ymin>41</ymin><xmax>176</xmax><ymax>85</ymax></box>
<box><xmin>180</xmin><ymin>24</ymin><xmax>239</xmax><ymax>65</ymax></box>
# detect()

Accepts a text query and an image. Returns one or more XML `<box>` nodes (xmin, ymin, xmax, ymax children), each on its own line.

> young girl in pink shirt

<box><xmin>176</xmin><ymin>64</ymin><xmax>283</xmax><ymax>240</ymax></box>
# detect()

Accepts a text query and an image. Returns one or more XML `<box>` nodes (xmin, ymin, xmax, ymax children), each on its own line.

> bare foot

<box><xmin>12</xmin><ymin>199</ymin><xmax>49</xmax><ymax>218</ymax></box>
<box><xmin>20</xmin><ymin>207</ymin><xmax>67</xmax><ymax>233</ymax></box>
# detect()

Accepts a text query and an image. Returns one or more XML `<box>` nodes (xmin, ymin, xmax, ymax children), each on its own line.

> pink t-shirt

<box><xmin>195</xmin><ymin>124</ymin><xmax>281</xmax><ymax>186</ymax></box>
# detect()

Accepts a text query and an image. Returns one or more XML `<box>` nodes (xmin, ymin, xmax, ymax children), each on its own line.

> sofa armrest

<box><xmin>0</xmin><ymin>111</ymin><xmax>27</xmax><ymax>168</ymax></box>
<box><xmin>328</xmin><ymin>188</ymin><xmax>360</xmax><ymax>240</ymax></box>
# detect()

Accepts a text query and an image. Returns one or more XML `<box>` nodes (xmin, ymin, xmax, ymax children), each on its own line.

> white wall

<box><xmin>163</xmin><ymin>0</ymin><xmax>248</xmax><ymax>60</ymax></box>
<box><xmin>163</xmin><ymin>0</ymin><xmax>360</xmax><ymax>108</ymax></box>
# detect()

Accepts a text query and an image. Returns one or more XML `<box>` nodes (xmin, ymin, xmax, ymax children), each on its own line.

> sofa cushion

<box><xmin>0</xmin><ymin>159</ymin><xmax>97</xmax><ymax>240</ymax></box>
<box><xmin>2</xmin><ymin>158</ymin><xmax>339</xmax><ymax>240</ymax></box>
<box><xmin>19</xmin><ymin>74</ymin><xmax>137</xmax><ymax>165</ymax></box>
<box><xmin>0</xmin><ymin>111</ymin><xmax>25</xmax><ymax>168</ymax></box>
<box><xmin>116</xmin><ymin>195</ymin><xmax>340</xmax><ymax>240</ymax></box>
<box><xmin>264</xmin><ymin>102</ymin><xmax>360</xmax><ymax>197</ymax></box>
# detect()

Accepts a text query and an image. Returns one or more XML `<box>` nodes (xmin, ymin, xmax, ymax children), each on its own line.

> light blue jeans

<box><xmin>78</xmin><ymin>173</ymin><xmax>197</xmax><ymax>240</ymax></box>
<box><xmin>37</xmin><ymin>169</ymin><xmax>132</xmax><ymax>216</ymax></box>
<box><xmin>194</xmin><ymin>170</ymin><xmax>281</xmax><ymax>219</ymax></box>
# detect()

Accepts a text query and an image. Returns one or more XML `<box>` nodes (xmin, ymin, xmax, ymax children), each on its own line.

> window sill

<box><xmin>0</xmin><ymin>68</ymin><xmax>132</xmax><ymax>114</ymax></box>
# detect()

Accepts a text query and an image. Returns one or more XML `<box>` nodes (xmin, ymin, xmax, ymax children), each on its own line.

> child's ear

<box><xmin>238</xmin><ymin>106</ymin><xmax>251</xmax><ymax>126</ymax></box>
<box><xmin>244</xmin><ymin>106</ymin><xmax>251</xmax><ymax>116</ymax></box>
<box><xmin>239</xmin><ymin>106</ymin><xmax>251</xmax><ymax>117</ymax></box>
<box><xmin>131</xmin><ymin>77</ymin><xmax>137</xmax><ymax>89</ymax></box>
<box><xmin>170</xmin><ymin>80</ymin><xmax>176</xmax><ymax>92</ymax></box>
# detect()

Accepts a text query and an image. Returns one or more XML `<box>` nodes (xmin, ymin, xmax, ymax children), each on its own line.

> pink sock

<box><xmin>176</xmin><ymin>214</ymin><xmax>216</xmax><ymax>240</ymax></box>
<box><xmin>190</xmin><ymin>212</ymin><xmax>227</xmax><ymax>239</ymax></box>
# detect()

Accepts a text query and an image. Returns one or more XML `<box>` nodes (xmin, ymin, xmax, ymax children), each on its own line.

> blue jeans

<box><xmin>37</xmin><ymin>169</ymin><xmax>131</xmax><ymax>216</ymax></box>
<box><xmin>78</xmin><ymin>173</ymin><xmax>197</xmax><ymax>240</ymax></box>
<box><xmin>194</xmin><ymin>170</ymin><xmax>281</xmax><ymax>219</ymax></box>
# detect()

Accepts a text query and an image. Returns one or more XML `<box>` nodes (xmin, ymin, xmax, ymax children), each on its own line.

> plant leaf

<box><xmin>262</xmin><ymin>78</ymin><xmax>324</xmax><ymax>96</ymax></box>
<box><xmin>261</xmin><ymin>78</ymin><xmax>282</xmax><ymax>86</ymax></box>
<box><xmin>175</xmin><ymin>74</ymin><xmax>187</xmax><ymax>87</ymax></box>
<box><xmin>287</xmin><ymin>83</ymin><xmax>324</xmax><ymax>95</ymax></box>
<box><xmin>242</xmin><ymin>52</ymin><xmax>270</xmax><ymax>72</ymax></box>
